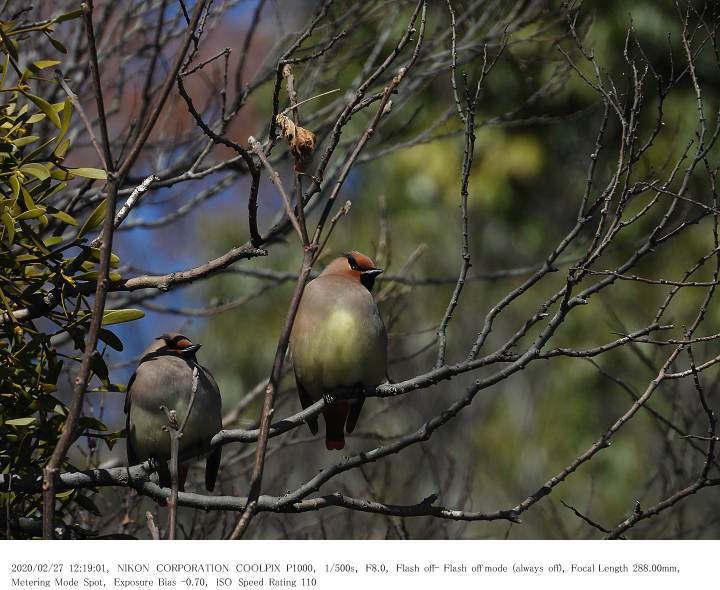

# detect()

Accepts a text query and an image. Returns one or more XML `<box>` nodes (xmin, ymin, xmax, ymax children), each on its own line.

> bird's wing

<box><xmin>198</xmin><ymin>363</ymin><xmax>223</xmax><ymax>419</ymax></box>
<box><xmin>199</xmin><ymin>363</ymin><xmax>220</xmax><ymax>393</ymax></box>
<box><xmin>124</xmin><ymin>371</ymin><xmax>136</xmax><ymax>414</ymax></box>
<box><xmin>205</xmin><ymin>446</ymin><xmax>222</xmax><ymax>492</ymax></box>
<box><xmin>124</xmin><ymin>371</ymin><xmax>138</xmax><ymax>466</ymax></box>
<box><xmin>198</xmin><ymin>362</ymin><xmax>223</xmax><ymax>491</ymax></box>
<box><xmin>294</xmin><ymin>368</ymin><xmax>319</xmax><ymax>435</ymax></box>
<box><xmin>345</xmin><ymin>395</ymin><xmax>365</xmax><ymax>434</ymax></box>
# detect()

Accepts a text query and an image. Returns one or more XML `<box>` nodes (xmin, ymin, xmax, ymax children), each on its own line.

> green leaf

<box><xmin>54</xmin><ymin>9</ymin><xmax>84</xmax><ymax>23</ymax></box>
<box><xmin>68</xmin><ymin>326</ymin><xmax>86</xmax><ymax>352</ymax></box>
<box><xmin>49</xmin><ymin>210</ymin><xmax>77</xmax><ymax>226</ymax></box>
<box><xmin>31</xmin><ymin>59</ymin><xmax>61</xmax><ymax>70</ymax></box>
<box><xmin>54</xmin><ymin>138</ymin><xmax>70</xmax><ymax>159</ymax></box>
<box><xmin>98</xmin><ymin>328</ymin><xmax>124</xmax><ymax>352</ymax></box>
<box><xmin>88</xmin><ymin>247</ymin><xmax>120</xmax><ymax>267</ymax></box>
<box><xmin>16</xmin><ymin>208</ymin><xmax>46</xmax><ymax>220</ymax></box>
<box><xmin>66</xmin><ymin>167</ymin><xmax>107</xmax><ymax>180</ymax></box>
<box><xmin>13</xmin><ymin>135</ymin><xmax>39</xmax><ymax>147</ymax></box>
<box><xmin>23</xmin><ymin>92</ymin><xmax>62</xmax><ymax>127</ymax></box>
<box><xmin>8</xmin><ymin>174</ymin><xmax>20</xmax><ymax>200</ymax></box>
<box><xmin>26</xmin><ymin>112</ymin><xmax>46</xmax><ymax>124</ymax></box>
<box><xmin>0</xmin><ymin>53</ymin><xmax>9</xmax><ymax>87</ymax></box>
<box><xmin>43</xmin><ymin>236</ymin><xmax>63</xmax><ymax>247</ymax></box>
<box><xmin>101</xmin><ymin>430</ymin><xmax>125</xmax><ymax>451</ymax></box>
<box><xmin>44</xmin><ymin>33</ymin><xmax>67</xmax><ymax>54</ymax></box>
<box><xmin>101</xmin><ymin>309</ymin><xmax>144</xmax><ymax>326</ymax></box>
<box><xmin>20</xmin><ymin>162</ymin><xmax>50</xmax><ymax>180</ymax></box>
<box><xmin>89</xmin><ymin>353</ymin><xmax>109</xmax><ymax>384</ymax></box>
<box><xmin>21</xmin><ymin>186</ymin><xmax>37</xmax><ymax>210</ymax></box>
<box><xmin>50</xmin><ymin>168</ymin><xmax>71</xmax><ymax>181</ymax></box>
<box><xmin>4</xmin><ymin>417</ymin><xmax>36</xmax><ymax>427</ymax></box>
<box><xmin>56</xmin><ymin>97</ymin><xmax>72</xmax><ymax>148</ymax></box>
<box><xmin>77</xmin><ymin>199</ymin><xmax>107</xmax><ymax>238</ymax></box>
<box><xmin>78</xmin><ymin>416</ymin><xmax>108</xmax><ymax>432</ymax></box>
<box><xmin>1</xmin><ymin>212</ymin><xmax>14</xmax><ymax>244</ymax></box>
<box><xmin>24</xmin><ymin>137</ymin><xmax>58</xmax><ymax>163</ymax></box>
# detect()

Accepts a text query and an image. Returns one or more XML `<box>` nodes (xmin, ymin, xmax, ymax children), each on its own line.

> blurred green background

<box><xmin>150</xmin><ymin>0</ymin><xmax>717</xmax><ymax>538</ymax></box>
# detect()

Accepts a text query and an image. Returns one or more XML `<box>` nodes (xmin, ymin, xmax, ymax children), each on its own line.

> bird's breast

<box><xmin>325</xmin><ymin>308</ymin><xmax>360</xmax><ymax>340</ymax></box>
<box><xmin>292</xmin><ymin>297</ymin><xmax>386</xmax><ymax>398</ymax></box>
<box><xmin>128</xmin><ymin>360</ymin><xmax>221</xmax><ymax>461</ymax></box>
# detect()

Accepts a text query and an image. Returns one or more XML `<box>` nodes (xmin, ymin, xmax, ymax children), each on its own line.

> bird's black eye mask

<box><xmin>345</xmin><ymin>253</ymin><xmax>362</xmax><ymax>271</ymax></box>
<box><xmin>344</xmin><ymin>253</ymin><xmax>383</xmax><ymax>292</ymax></box>
<box><xmin>144</xmin><ymin>334</ymin><xmax>202</xmax><ymax>360</ymax></box>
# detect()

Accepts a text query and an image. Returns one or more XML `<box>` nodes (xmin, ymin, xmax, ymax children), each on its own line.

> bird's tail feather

<box><xmin>205</xmin><ymin>447</ymin><xmax>222</xmax><ymax>492</ymax></box>
<box><xmin>323</xmin><ymin>401</ymin><xmax>349</xmax><ymax>450</ymax></box>
<box><xmin>345</xmin><ymin>397</ymin><xmax>365</xmax><ymax>433</ymax></box>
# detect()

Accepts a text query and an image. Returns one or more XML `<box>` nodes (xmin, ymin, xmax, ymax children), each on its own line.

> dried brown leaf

<box><xmin>276</xmin><ymin>113</ymin><xmax>315</xmax><ymax>171</ymax></box>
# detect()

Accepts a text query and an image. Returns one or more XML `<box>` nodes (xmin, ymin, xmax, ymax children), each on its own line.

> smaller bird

<box><xmin>290</xmin><ymin>251</ymin><xmax>387</xmax><ymax>450</ymax></box>
<box><xmin>125</xmin><ymin>333</ymin><xmax>222</xmax><ymax>492</ymax></box>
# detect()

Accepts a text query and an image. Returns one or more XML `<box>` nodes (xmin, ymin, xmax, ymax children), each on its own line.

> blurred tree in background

<box><xmin>1</xmin><ymin>0</ymin><xmax>719</xmax><ymax>539</ymax></box>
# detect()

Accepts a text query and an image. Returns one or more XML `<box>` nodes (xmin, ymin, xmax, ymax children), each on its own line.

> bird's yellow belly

<box><xmin>296</xmin><ymin>307</ymin><xmax>383</xmax><ymax>398</ymax></box>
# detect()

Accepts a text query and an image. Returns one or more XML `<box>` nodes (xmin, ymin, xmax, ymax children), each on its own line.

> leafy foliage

<box><xmin>0</xmin><ymin>11</ymin><xmax>139</xmax><ymax>534</ymax></box>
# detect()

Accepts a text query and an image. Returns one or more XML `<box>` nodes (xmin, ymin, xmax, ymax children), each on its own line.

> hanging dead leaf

<box><xmin>276</xmin><ymin>113</ymin><xmax>315</xmax><ymax>171</ymax></box>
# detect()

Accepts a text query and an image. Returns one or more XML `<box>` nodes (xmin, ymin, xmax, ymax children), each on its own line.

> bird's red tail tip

<box><xmin>325</xmin><ymin>437</ymin><xmax>345</xmax><ymax>450</ymax></box>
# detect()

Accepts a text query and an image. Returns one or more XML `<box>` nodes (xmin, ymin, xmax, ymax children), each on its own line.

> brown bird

<box><xmin>290</xmin><ymin>251</ymin><xmax>387</xmax><ymax>450</ymax></box>
<box><xmin>125</xmin><ymin>333</ymin><xmax>222</xmax><ymax>492</ymax></box>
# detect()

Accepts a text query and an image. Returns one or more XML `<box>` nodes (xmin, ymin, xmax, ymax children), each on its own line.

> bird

<box><xmin>290</xmin><ymin>251</ymin><xmax>387</xmax><ymax>450</ymax></box>
<box><xmin>125</xmin><ymin>333</ymin><xmax>223</xmax><ymax>493</ymax></box>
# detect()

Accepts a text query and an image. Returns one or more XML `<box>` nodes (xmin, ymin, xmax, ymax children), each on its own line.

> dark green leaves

<box><xmin>98</xmin><ymin>328</ymin><xmax>123</xmax><ymax>352</ymax></box>
<box><xmin>1</xmin><ymin>7</ymin><xmax>113</xmax><ymax>534</ymax></box>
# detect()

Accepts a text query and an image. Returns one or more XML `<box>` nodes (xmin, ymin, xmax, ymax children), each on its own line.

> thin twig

<box><xmin>248</xmin><ymin>136</ymin><xmax>306</xmax><ymax>246</ymax></box>
<box><xmin>145</xmin><ymin>511</ymin><xmax>160</xmax><ymax>540</ymax></box>
<box><xmin>90</xmin><ymin>174</ymin><xmax>157</xmax><ymax>248</ymax></box>
<box><xmin>54</xmin><ymin>70</ymin><xmax>107</xmax><ymax>171</ymax></box>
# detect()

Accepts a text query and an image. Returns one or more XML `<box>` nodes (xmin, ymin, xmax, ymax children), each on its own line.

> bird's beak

<box><xmin>184</xmin><ymin>344</ymin><xmax>202</xmax><ymax>354</ymax></box>
<box><xmin>363</xmin><ymin>268</ymin><xmax>384</xmax><ymax>277</ymax></box>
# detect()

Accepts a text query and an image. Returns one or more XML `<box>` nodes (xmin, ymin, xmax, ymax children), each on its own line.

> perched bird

<box><xmin>290</xmin><ymin>251</ymin><xmax>387</xmax><ymax>450</ymax></box>
<box><xmin>125</xmin><ymin>333</ymin><xmax>222</xmax><ymax>492</ymax></box>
